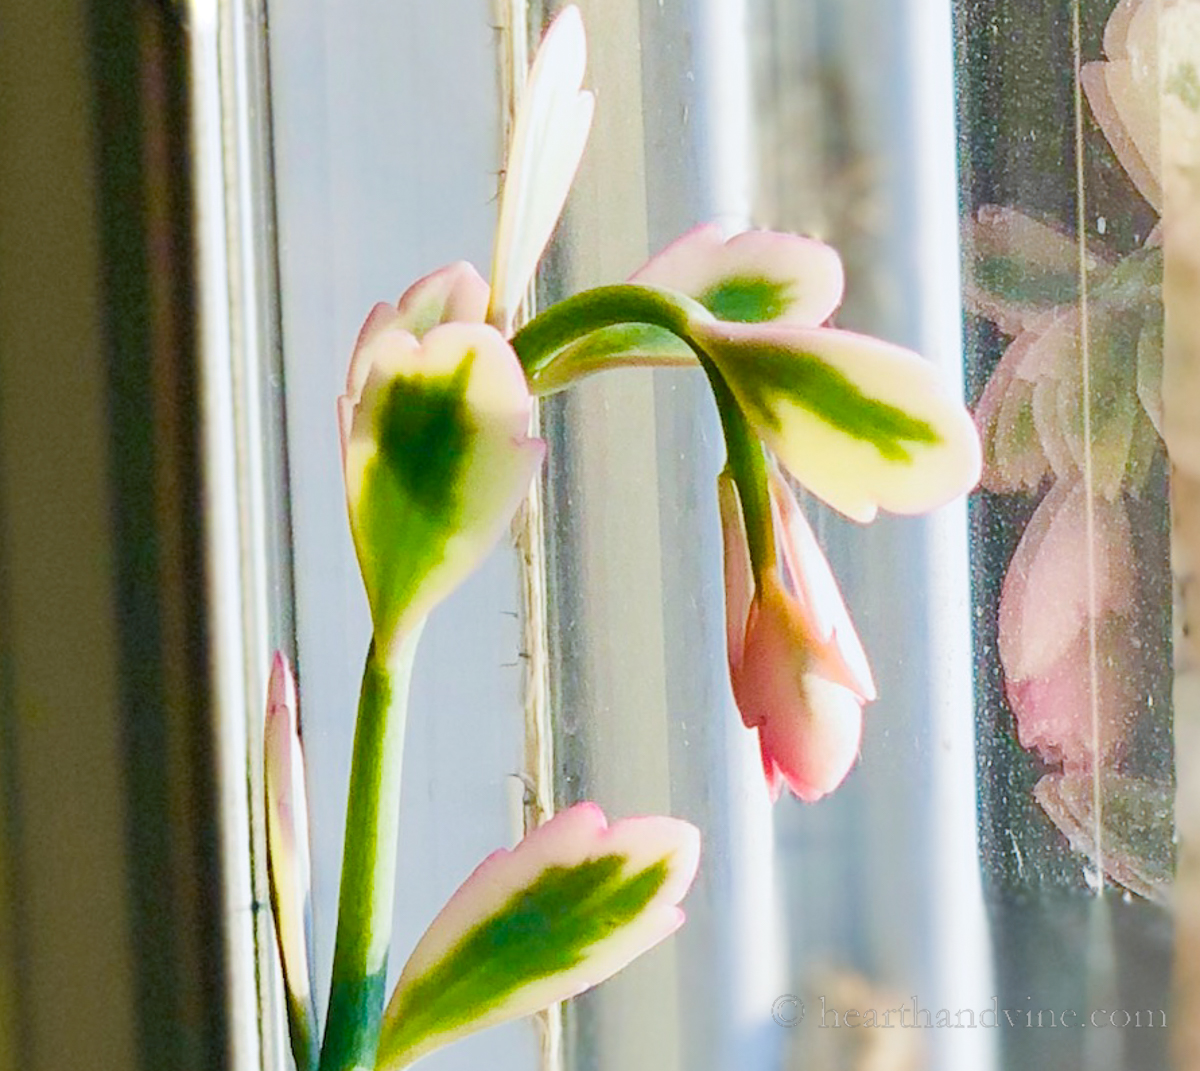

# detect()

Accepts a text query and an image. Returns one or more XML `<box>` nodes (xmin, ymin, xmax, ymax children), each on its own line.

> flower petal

<box><xmin>763</xmin><ymin>675</ymin><xmax>865</xmax><ymax>803</ymax></box>
<box><xmin>717</xmin><ymin>471</ymin><xmax>754</xmax><ymax>673</ymax></box>
<box><xmin>1007</xmin><ymin>622</ymin><xmax>1139</xmax><ymax>770</ymax></box>
<box><xmin>394</xmin><ymin>261</ymin><xmax>491</xmax><ymax>337</ymax></box>
<box><xmin>734</xmin><ymin>577</ymin><xmax>865</xmax><ymax>802</ymax></box>
<box><xmin>1080</xmin><ymin>0</ymin><xmax>1162</xmax><ymax>210</ymax></box>
<box><xmin>489</xmin><ymin>6</ymin><xmax>595</xmax><ymax>334</ymax></box>
<box><xmin>697</xmin><ymin>322</ymin><xmax>982</xmax><ymax>522</ymax></box>
<box><xmin>341</xmin><ymin>320</ymin><xmax>544</xmax><ymax>650</ymax></box>
<box><xmin>264</xmin><ymin>652</ymin><xmax>318</xmax><ymax>1071</ymax></box>
<box><xmin>767</xmin><ymin>464</ymin><xmax>876</xmax><ymax>701</ymax></box>
<box><xmin>632</xmin><ymin>223</ymin><xmax>845</xmax><ymax>326</ymax></box>
<box><xmin>997</xmin><ymin>479</ymin><xmax>1136</xmax><ymax>684</ymax></box>
<box><xmin>375</xmin><ymin>804</ymin><xmax>700</xmax><ymax>1070</ymax></box>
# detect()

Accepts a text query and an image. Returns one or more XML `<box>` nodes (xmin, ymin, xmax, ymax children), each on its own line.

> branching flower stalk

<box><xmin>264</xmin><ymin>6</ymin><xmax>982</xmax><ymax>1070</ymax></box>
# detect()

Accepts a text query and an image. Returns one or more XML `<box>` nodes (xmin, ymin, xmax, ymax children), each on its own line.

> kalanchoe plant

<box><xmin>511</xmin><ymin>224</ymin><xmax>981</xmax><ymax>799</ymax></box>
<box><xmin>265</xmin><ymin>5</ymin><xmax>982</xmax><ymax>1069</ymax></box>
<box><xmin>963</xmin><ymin>0</ymin><xmax>1172</xmax><ymax>899</ymax></box>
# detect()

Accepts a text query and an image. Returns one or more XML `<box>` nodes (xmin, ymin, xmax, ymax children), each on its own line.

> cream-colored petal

<box><xmin>342</xmin><ymin>321</ymin><xmax>544</xmax><ymax>650</ymax></box>
<box><xmin>633</xmin><ymin>223</ymin><xmax>845</xmax><ymax>327</ymax></box>
<box><xmin>377</xmin><ymin>804</ymin><xmax>699</xmax><ymax>1070</ymax></box>
<box><xmin>489</xmin><ymin>6</ymin><xmax>594</xmax><ymax>334</ymax></box>
<box><xmin>700</xmin><ymin>323</ymin><xmax>981</xmax><ymax>523</ymax></box>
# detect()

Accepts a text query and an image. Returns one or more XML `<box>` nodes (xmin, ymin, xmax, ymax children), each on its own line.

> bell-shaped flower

<box><xmin>487</xmin><ymin>5</ymin><xmax>594</xmax><ymax>335</ymax></box>
<box><xmin>998</xmin><ymin>478</ymin><xmax>1140</xmax><ymax>769</ymax></box>
<box><xmin>374</xmin><ymin>803</ymin><xmax>699</xmax><ymax>1070</ymax></box>
<box><xmin>339</xmin><ymin>315</ymin><xmax>544</xmax><ymax>654</ymax></box>
<box><xmin>264</xmin><ymin>652</ymin><xmax>319</xmax><ymax>1071</ymax></box>
<box><xmin>720</xmin><ymin>467</ymin><xmax>876</xmax><ymax>802</ymax></box>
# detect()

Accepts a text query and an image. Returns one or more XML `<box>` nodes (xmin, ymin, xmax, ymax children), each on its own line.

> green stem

<box><xmin>512</xmin><ymin>283</ymin><xmax>777</xmax><ymax>579</ymax></box>
<box><xmin>511</xmin><ymin>284</ymin><xmax>704</xmax><ymax>380</ymax></box>
<box><xmin>320</xmin><ymin>625</ymin><xmax>422</xmax><ymax>1071</ymax></box>
<box><xmin>699</xmin><ymin>361</ymin><xmax>777</xmax><ymax>578</ymax></box>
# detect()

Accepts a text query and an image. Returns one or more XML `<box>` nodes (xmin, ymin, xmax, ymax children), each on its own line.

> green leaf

<box><xmin>358</xmin><ymin>362</ymin><xmax>473</xmax><ymax>643</ymax></box>
<box><xmin>632</xmin><ymin>223</ymin><xmax>844</xmax><ymax>327</ymax></box>
<box><xmin>264</xmin><ymin>652</ymin><xmax>319</xmax><ymax>1071</ymax></box>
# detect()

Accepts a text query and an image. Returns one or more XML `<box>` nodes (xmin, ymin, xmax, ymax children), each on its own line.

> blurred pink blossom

<box><xmin>1081</xmin><ymin>0</ymin><xmax>1162</xmax><ymax>211</ymax></box>
<box><xmin>998</xmin><ymin>479</ymin><xmax>1140</xmax><ymax>769</ymax></box>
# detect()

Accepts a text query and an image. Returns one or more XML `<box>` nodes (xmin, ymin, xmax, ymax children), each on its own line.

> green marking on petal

<box><xmin>375</xmin><ymin>357</ymin><xmax>474</xmax><ymax>514</ymax></box>
<box><xmin>724</xmin><ymin>339</ymin><xmax>942</xmax><ymax>462</ymax></box>
<box><xmin>358</xmin><ymin>361</ymin><xmax>475</xmax><ymax>643</ymax></box>
<box><xmin>699</xmin><ymin>275</ymin><xmax>793</xmax><ymax>323</ymax></box>
<box><xmin>378</xmin><ymin>854</ymin><xmax>669</xmax><ymax>1068</ymax></box>
<box><xmin>1168</xmin><ymin>61</ymin><xmax>1200</xmax><ymax>111</ymax></box>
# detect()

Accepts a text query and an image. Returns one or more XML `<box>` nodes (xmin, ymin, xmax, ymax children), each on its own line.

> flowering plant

<box><xmin>964</xmin><ymin>0</ymin><xmax>1176</xmax><ymax>900</ymax></box>
<box><xmin>263</xmin><ymin>8</ymin><xmax>980</xmax><ymax>1070</ymax></box>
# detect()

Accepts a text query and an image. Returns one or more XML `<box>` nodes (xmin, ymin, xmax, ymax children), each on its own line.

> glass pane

<box><xmin>266</xmin><ymin>4</ymin><xmax>538</xmax><ymax>1071</ymax></box>
<box><xmin>749</xmin><ymin>2</ymin><xmax>993</xmax><ymax>1070</ymax></box>
<box><xmin>262</xmin><ymin>2</ymin><xmax>1197</xmax><ymax>1071</ymax></box>
<box><xmin>536</xmin><ymin>0</ymin><xmax>776</xmax><ymax>1067</ymax></box>
<box><xmin>956</xmin><ymin>1</ymin><xmax>1182</xmax><ymax>1068</ymax></box>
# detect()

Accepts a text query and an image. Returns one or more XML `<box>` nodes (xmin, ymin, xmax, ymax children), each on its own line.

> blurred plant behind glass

<box><xmin>752</xmin><ymin>0</ymin><xmax>1176</xmax><ymax>1069</ymax></box>
<box><xmin>959</xmin><ymin>1</ymin><xmax>1174</xmax><ymax>1070</ymax></box>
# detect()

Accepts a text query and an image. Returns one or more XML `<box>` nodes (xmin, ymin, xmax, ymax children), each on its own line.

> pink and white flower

<box><xmin>339</xmin><ymin>315</ymin><xmax>545</xmax><ymax>653</ymax></box>
<box><xmin>1081</xmin><ymin>0</ymin><xmax>1162</xmax><ymax>212</ymax></box>
<box><xmin>720</xmin><ymin>466</ymin><xmax>877</xmax><ymax>801</ymax></box>
<box><xmin>264</xmin><ymin>652</ymin><xmax>319</xmax><ymax>1071</ymax></box>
